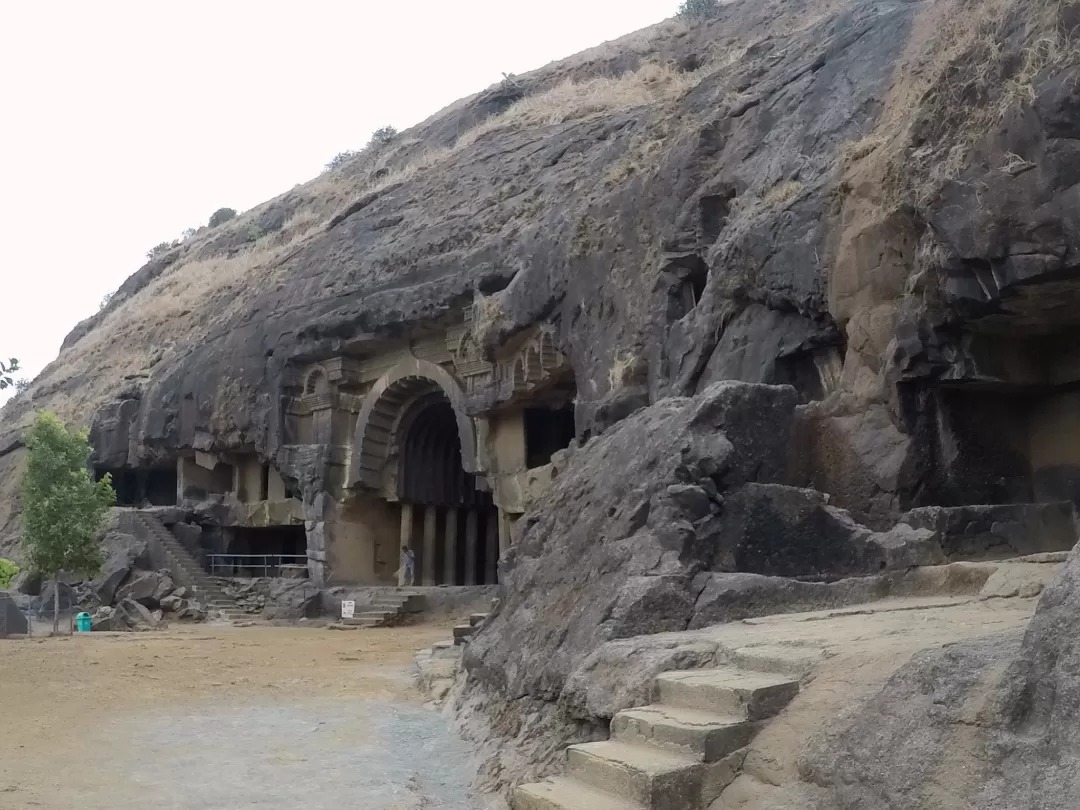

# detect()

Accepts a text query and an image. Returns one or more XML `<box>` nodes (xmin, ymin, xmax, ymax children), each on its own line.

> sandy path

<box><xmin>0</xmin><ymin>621</ymin><xmax>478</xmax><ymax>810</ymax></box>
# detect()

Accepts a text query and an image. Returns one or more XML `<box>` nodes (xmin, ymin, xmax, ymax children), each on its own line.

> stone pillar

<box><xmin>444</xmin><ymin>508</ymin><xmax>458</xmax><ymax>586</ymax></box>
<box><xmin>398</xmin><ymin>503</ymin><xmax>414</xmax><ymax>587</ymax></box>
<box><xmin>399</xmin><ymin>503</ymin><xmax>414</xmax><ymax>549</ymax></box>
<box><xmin>423</xmin><ymin>505</ymin><xmax>438</xmax><ymax>586</ymax></box>
<box><xmin>486</xmin><ymin>509</ymin><xmax>500</xmax><ymax>585</ymax></box>
<box><xmin>464</xmin><ymin>509</ymin><xmax>479</xmax><ymax>586</ymax></box>
<box><xmin>303</xmin><ymin>489</ymin><xmax>330</xmax><ymax>587</ymax></box>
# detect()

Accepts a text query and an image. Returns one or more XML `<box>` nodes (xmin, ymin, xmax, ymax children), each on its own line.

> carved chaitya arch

<box><xmin>348</xmin><ymin>357</ymin><xmax>479</xmax><ymax>489</ymax></box>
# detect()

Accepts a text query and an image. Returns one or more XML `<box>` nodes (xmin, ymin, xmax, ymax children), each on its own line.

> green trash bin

<box><xmin>75</xmin><ymin>612</ymin><xmax>92</xmax><ymax>633</ymax></box>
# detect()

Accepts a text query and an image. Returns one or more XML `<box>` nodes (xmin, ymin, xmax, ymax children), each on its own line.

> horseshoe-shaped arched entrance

<box><xmin>348</xmin><ymin>357</ymin><xmax>498</xmax><ymax>585</ymax></box>
<box><xmin>349</xmin><ymin>358</ymin><xmax>478</xmax><ymax>489</ymax></box>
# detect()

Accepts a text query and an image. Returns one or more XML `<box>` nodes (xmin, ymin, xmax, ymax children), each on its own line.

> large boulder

<box><xmin>118</xmin><ymin>598</ymin><xmax>159</xmax><ymax>630</ymax></box>
<box><xmin>37</xmin><ymin>580</ymin><xmax>77</xmax><ymax>616</ymax></box>
<box><xmin>263</xmin><ymin>578</ymin><xmax>320</xmax><ymax>620</ymax></box>
<box><xmin>800</xmin><ymin>540</ymin><xmax>1080</xmax><ymax>809</ymax></box>
<box><xmin>115</xmin><ymin>570</ymin><xmax>175</xmax><ymax>609</ymax></box>
<box><xmin>159</xmin><ymin>591</ymin><xmax>183</xmax><ymax>613</ymax></box>
<box><xmin>900</xmin><ymin>502</ymin><xmax>1077</xmax><ymax>560</ymax></box>
<box><xmin>90</xmin><ymin>529</ymin><xmax>150</xmax><ymax>605</ymax></box>
<box><xmin>0</xmin><ymin>592</ymin><xmax>28</xmax><ymax>636</ymax></box>
<box><xmin>90</xmin><ymin>605</ymin><xmax>127</xmax><ymax>632</ymax></box>
<box><xmin>463</xmin><ymin>383</ymin><xmax>797</xmax><ymax>700</ymax></box>
<box><xmin>174</xmin><ymin>600</ymin><xmax>207</xmax><ymax>621</ymax></box>
<box><xmin>716</xmin><ymin>484</ymin><xmax>944</xmax><ymax>577</ymax></box>
<box><xmin>455</xmin><ymin>383</ymin><xmax>799</xmax><ymax>789</ymax></box>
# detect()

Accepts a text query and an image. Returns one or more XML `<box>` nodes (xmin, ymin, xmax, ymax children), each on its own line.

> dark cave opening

<box><xmin>95</xmin><ymin>467</ymin><xmax>177</xmax><ymax>506</ymax></box>
<box><xmin>525</xmin><ymin>405</ymin><xmax>577</xmax><ymax>469</ymax></box>
<box><xmin>220</xmin><ymin>525</ymin><xmax>308</xmax><ymax>577</ymax></box>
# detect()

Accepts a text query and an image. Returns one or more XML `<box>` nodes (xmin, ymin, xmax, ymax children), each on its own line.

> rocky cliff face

<box><xmin>8</xmin><ymin>0</ymin><xmax>1079</xmax><ymax>549</ymax></box>
<box><xmin>797</xmin><ymin>537</ymin><xmax>1080</xmax><ymax>810</ymax></box>
<box><xmin>4</xmin><ymin>0</ymin><xmax>1080</xmax><ymax>802</ymax></box>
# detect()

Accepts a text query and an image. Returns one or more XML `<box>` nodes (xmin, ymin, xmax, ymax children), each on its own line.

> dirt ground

<box><xmin>0</xmin><ymin>620</ymin><xmax>481</xmax><ymax>810</ymax></box>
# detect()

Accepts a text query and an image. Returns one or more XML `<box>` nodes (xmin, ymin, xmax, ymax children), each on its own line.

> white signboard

<box><xmin>341</xmin><ymin>600</ymin><xmax>355</xmax><ymax>620</ymax></box>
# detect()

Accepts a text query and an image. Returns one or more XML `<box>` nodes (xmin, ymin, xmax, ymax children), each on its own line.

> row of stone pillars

<box><xmin>399</xmin><ymin>503</ymin><xmax>503</xmax><ymax>585</ymax></box>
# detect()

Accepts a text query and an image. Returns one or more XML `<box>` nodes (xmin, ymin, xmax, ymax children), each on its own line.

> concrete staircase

<box><xmin>513</xmin><ymin>667</ymin><xmax>800</xmax><ymax>810</ymax></box>
<box><xmin>134</xmin><ymin>512</ymin><xmax>246</xmax><ymax>623</ymax></box>
<box><xmin>453</xmin><ymin>611</ymin><xmax>490</xmax><ymax>645</ymax></box>
<box><xmin>335</xmin><ymin>590</ymin><xmax>423</xmax><ymax>629</ymax></box>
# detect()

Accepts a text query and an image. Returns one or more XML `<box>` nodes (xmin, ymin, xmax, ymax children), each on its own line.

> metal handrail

<box><xmin>207</xmin><ymin>553</ymin><xmax>309</xmax><ymax>578</ymax></box>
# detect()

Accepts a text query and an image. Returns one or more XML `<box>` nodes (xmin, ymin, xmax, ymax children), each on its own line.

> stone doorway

<box><xmin>396</xmin><ymin>393</ymin><xmax>499</xmax><ymax>585</ymax></box>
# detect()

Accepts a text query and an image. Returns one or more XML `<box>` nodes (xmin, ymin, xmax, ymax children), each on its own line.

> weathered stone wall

<box><xmin>796</xmin><ymin>539</ymin><xmax>1080</xmax><ymax>810</ymax></box>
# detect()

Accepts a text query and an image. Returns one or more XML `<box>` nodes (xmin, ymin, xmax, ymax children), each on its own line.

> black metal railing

<box><xmin>207</xmin><ymin>554</ymin><xmax>309</xmax><ymax>578</ymax></box>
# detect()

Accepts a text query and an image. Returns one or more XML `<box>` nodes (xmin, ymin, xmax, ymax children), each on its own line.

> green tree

<box><xmin>21</xmin><ymin>412</ymin><xmax>115</xmax><ymax>633</ymax></box>
<box><xmin>146</xmin><ymin>240</ymin><xmax>177</xmax><ymax>261</ymax></box>
<box><xmin>0</xmin><ymin>559</ymin><xmax>18</xmax><ymax>589</ymax></box>
<box><xmin>678</xmin><ymin>0</ymin><xmax>719</xmax><ymax>20</ymax></box>
<box><xmin>0</xmin><ymin>358</ymin><xmax>18</xmax><ymax>390</ymax></box>
<box><xmin>368</xmin><ymin>125</ymin><xmax>398</xmax><ymax>148</ymax></box>
<box><xmin>208</xmin><ymin>207</ymin><xmax>237</xmax><ymax>227</ymax></box>
<box><xmin>325</xmin><ymin>150</ymin><xmax>358</xmax><ymax>171</ymax></box>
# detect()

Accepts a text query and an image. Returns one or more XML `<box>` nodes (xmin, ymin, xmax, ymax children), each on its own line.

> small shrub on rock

<box><xmin>678</xmin><ymin>0</ymin><xmax>720</xmax><ymax>20</ymax></box>
<box><xmin>325</xmin><ymin>150</ymin><xmax>358</xmax><ymax>171</ymax></box>
<box><xmin>368</xmin><ymin>125</ymin><xmax>398</xmax><ymax>149</ymax></box>
<box><xmin>0</xmin><ymin>358</ymin><xmax>18</xmax><ymax>390</ymax></box>
<box><xmin>208</xmin><ymin>207</ymin><xmax>237</xmax><ymax>228</ymax></box>
<box><xmin>0</xmin><ymin>559</ymin><xmax>18</xmax><ymax>588</ymax></box>
<box><xmin>146</xmin><ymin>241</ymin><xmax>177</xmax><ymax>261</ymax></box>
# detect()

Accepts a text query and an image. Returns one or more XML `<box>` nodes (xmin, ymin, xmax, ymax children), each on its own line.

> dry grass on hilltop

<box><xmin>3</xmin><ymin>46</ymin><xmax>709</xmax><ymax>436</ymax></box>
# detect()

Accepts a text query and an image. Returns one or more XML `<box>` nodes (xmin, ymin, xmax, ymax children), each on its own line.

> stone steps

<box><xmin>611</xmin><ymin>705</ymin><xmax>752</xmax><ymax>762</ymax></box>
<box><xmin>334</xmin><ymin>591</ymin><xmax>425</xmax><ymax>630</ymax></box>
<box><xmin>567</xmin><ymin>741</ymin><xmax>699</xmax><ymax>808</ymax></box>
<box><xmin>511</xmin><ymin>667</ymin><xmax>799</xmax><ymax>810</ymax></box>
<box><xmin>515</xmin><ymin>777</ymin><xmax>643</xmax><ymax>810</ymax></box>
<box><xmin>135</xmin><ymin>513</ymin><xmax>246</xmax><ymax>622</ymax></box>
<box><xmin>452</xmin><ymin>611</ymin><xmax>490</xmax><ymax>645</ymax></box>
<box><xmin>654</xmin><ymin>669</ymin><xmax>800</xmax><ymax>720</ymax></box>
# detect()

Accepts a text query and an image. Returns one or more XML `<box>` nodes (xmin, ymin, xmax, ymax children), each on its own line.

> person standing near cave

<box><xmin>398</xmin><ymin>545</ymin><xmax>416</xmax><ymax>588</ymax></box>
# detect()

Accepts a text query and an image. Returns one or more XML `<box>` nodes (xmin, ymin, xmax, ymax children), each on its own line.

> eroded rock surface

<box><xmin>453</xmin><ymin>382</ymin><xmax>956</xmax><ymax>793</ymax></box>
<box><xmin>793</xmin><ymin>543</ymin><xmax>1080</xmax><ymax>810</ymax></box>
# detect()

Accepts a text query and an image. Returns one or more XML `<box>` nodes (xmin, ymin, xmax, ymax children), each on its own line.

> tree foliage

<box><xmin>21</xmin><ymin>412</ymin><xmax>115</xmax><ymax>586</ymax></box>
<box><xmin>325</xmin><ymin>150</ymin><xmax>359</xmax><ymax>171</ymax></box>
<box><xmin>146</xmin><ymin>240</ymin><xmax>178</xmax><ymax>261</ymax></box>
<box><xmin>678</xmin><ymin>0</ymin><xmax>720</xmax><ymax>20</ymax></box>
<box><xmin>208</xmin><ymin>207</ymin><xmax>237</xmax><ymax>228</ymax></box>
<box><xmin>0</xmin><ymin>357</ymin><xmax>18</xmax><ymax>390</ymax></box>
<box><xmin>368</xmin><ymin>125</ymin><xmax>398</xmax><ymax>148</ymax></box>
<box><xmin>0</xmin><ymin>559</ymin><xmax>18</xmax><ymax>589</ymax></box>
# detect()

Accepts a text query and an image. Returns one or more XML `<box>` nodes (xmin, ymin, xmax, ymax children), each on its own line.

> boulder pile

<box><xmin>220</xmin><ymin>577</ymin><xmax>320</xmax><ymax>620</ymax></box>
<box><xmin>18</xmin><ymin>519</ymin><xmax>209</xmax><ymax>631</ymax></box>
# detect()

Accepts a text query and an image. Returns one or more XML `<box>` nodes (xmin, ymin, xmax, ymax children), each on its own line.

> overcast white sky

<box><xmin>0</xmin><ymin>0</ymin><xmax>674</xmax><ymax>404</ymax></box>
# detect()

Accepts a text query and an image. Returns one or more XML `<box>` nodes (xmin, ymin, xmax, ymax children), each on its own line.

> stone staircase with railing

<box><xmin>133</xmin><ymin>512</ymin><xmax>246</xmax><ymax>623</ymax></box>
<box><xmin>331</xmin><ymin>590</ymin><xmax>425</xmax><ymax>629</ymax></box>
<box><xmin>513</xmin><ymin>667</ymin><xmax>800</xmax><ymax>810</ymax></box>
